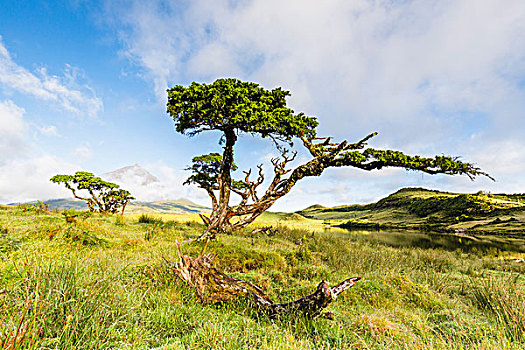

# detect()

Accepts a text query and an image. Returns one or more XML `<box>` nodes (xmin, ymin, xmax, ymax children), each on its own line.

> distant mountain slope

<box><xmin>97</xmin><ymin>164</ymin><xmax>196</xmax><ymax>202</ymax></box>
<box><xmin>101</xmin><ymin>164</ymin><xmax>159</xmax><ymax>186</ymax></box>
<box><xmin>9</xmin><ymin>164</ymin><xmax>211</xmax><ymax>214</ymax></box>
<box><xmin>125</xmin><ymin>200</ymin><xmax>210</xmax><ymax>214</ymax></box>
<box><xmin>27</xmin><ymin>198</ymin><xmax>89</xmax><ymax>210</ymax></box>
<box><xmin>17</xmin><ymin>198</ymin><xmax>210</xmax><ymax>214</ymax></box>
<box><xmin>299</xmin><ymin>187</ymin><xmax>525</xmax><ymax>234</ymax></box>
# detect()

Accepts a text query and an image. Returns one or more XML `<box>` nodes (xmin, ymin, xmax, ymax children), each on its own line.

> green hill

<box><xmin>125</xmin><ymin>200</ymin><xmax>210</xmax><ymax>214</ymax></box>
<box><xmin>22</xmin><ymin>198</ymin><xmax>89</xmax><ymax>210</ymax></box>
<box><xmin>16</xmin><ymin>198</ymin><xmax>210</xmax><ymax>215</ymax></box>
<box><xmin>299</xmin><ymin>187</ymin><xmax>525</xmax><ymax>234</ymax></box>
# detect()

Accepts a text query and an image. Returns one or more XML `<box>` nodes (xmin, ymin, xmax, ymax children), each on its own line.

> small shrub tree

<box><xmin>50</xmin><ymin>171</ymin><xmax>134</xmax><ymax>215</ymax></box>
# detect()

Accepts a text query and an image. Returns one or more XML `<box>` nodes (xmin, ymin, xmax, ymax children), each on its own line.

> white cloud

<box><xmin>73</xmin><ymin>145</ymin><xmax>93</xmax><ymax>162</ymax></box>
<box><xmin>146</xmin><ymin>162</ymin><xmax>209</xmax><ymax>203</ymax></box>
<box><xmin>0</xmin><ymin>36</ymin><xmax>106</xmax><ymax>204</ymax></box>
<box><xmin>0</xmin><ymin>99</ymin><xmax>89</xmax><ymax>204</ymax></box>
<box><xmin>38</xmin><ymin>125</ymin><xmax>59</xmax><ymax>137</ymax></box>
<box><xmin>0</xmin><ymin>100</ymin><xmax>28</xmax><ymax>160</ymax></box>
<box><xmin>0</xmin><ymin>155</ymin><xmax>79</xmax><ymax>203</ymax></box>
<box><xmin>110</xmin><ymin>0</ymin><xmax>525</xmax><ymax>139</ymax></box>
<box><xmin>108</xmin><ymin>1</ymin><xmax>192</xmax><ymax>99</ymax></box>
<box><xmin>0</xmin><ymin>36</ymin><xmax>103</xmax><ymax>117</ymax></box>
<box><xmin>99</xmin><ymin>162</ymin><xmax>210</xmax><ymax>204</ymax></box>
<box><xmin>473</xmin><ymin>140</ymin><xmax>525</xmax><ymax>176</ymax></box>
<box><xmin>106</xmin><ymin>0</ymin><xmax>525</xmax><ymax>208</ymax></box>
<box><xmin>0</xmin><ymin>102</ymin><xmax>81</xmax><ymax>204</ymax></box>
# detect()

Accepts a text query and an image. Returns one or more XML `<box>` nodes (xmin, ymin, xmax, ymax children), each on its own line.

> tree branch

<box><xmin>343</xmin><ymin>132</ymin><xmax>378</xmax><ymax>150</ymax></box>
<box><xmin>205</xmin><ymin>189</ymin><xmax>218</xmax><ymax>208</ymax></box>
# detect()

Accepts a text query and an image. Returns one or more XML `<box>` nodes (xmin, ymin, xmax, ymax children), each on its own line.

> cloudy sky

<box><xmin>1</xmin><ymin>0</ymin><xmax>524</xmax><ymax>211</ymax></box>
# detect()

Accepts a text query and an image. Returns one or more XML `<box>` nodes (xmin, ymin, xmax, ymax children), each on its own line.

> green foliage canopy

<box><xmin>167</xmin><ymin>78</ymin><xmax>318</xmax><ymax>143</ymax></box>
<box><xmin>184</xmin><ymin>153</ymin><xmax>246</xmax><ymax>191</ymax></box>
<box><xmin>332</xmin><ymin>149</ymin><xmax>491</xmax><ymax>179</ymax></box>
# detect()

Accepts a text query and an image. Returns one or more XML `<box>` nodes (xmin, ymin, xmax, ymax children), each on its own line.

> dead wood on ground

<box><xmin>164</xmin><ymin>242</ymin><xmax>360</xmax><ymax>319</ymax></box>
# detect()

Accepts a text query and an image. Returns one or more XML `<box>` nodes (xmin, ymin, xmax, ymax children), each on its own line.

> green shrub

<box><xmin>62</xmin><ymin>209</ymin><xmax>92</xmax><ymax>224</ymax></box>
<box><xmin>64</xmin><ymin>226</ymin><xmax>105</xmax><ymax>245</ymax></box>
<box><xmin>138</xmin><ymin>214</ymin><xmax>162</xmax><ymax>224</ymax></box>
<box><xmin>295</xmin><ymin>244</ymin><xmax>313</xmax><ymax>263</ymax></box>
<box><xmin>392</xmin><ymin>275</ymin><xmax>444</xmax><ymax>310</ymax></box>
<box><xmin>0</xmin><ymin>226</ymin><xmax>20</xmax><ymax>253</ymax></box>
<box><xmin>144</xmin><ymin>223</ymin><xmax>160</xmax><ymax>241</ymax></box>
<box><xmin>409</xmin><ymin>194</ymin><xmax>498</xmax><ymax>218</ymax></box>
<box><xmin>114</xmin><ymin>216</ymin><xmax>126</xmax><ymax>226</ymax></box>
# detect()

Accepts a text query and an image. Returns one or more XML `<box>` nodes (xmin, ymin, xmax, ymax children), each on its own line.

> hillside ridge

<box><xmin>298</xmin><ymin>187</ymin><xmax>525</xmax><ymax>234</ymax></box>
<box><xmin>13</xmin><ymin>198</ymin><xmax>210</xmax><ymax>215</ymax></box>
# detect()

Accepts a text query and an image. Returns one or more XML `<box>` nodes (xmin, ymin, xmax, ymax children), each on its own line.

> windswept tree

<box><xmin>166</xmin><ymin>78</ymin><xmax>491</xmax><ymax>318</ymax></box>
<box><xmin>168</xmin><ymin>78</ymin><xmax>491</xmax><ymax>241</ymax></box>
<box><xmin>50</xmin><ymin>171</ymin><xmax>134</xmax><ymax>215</ymax></box>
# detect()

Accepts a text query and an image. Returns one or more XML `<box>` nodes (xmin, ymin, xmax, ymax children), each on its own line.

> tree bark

<box><xmin>201</xmin><ymin>128</ymin><xmax>237</xmax><ymax>238</ymax></box>
<box><xmin>164</xmin><ymin>245</ymin><xmax>360</xmax><ymax>319</ymax></box>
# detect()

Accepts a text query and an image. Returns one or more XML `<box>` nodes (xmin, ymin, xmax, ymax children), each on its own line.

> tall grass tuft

<box><xmin>137</xmin><ymin>214</ymin><xmax>162</xmax><ymax>224</ymax></box>
<box><xmin>1</xmin><ymin>264</ymin><xmax>119</xmax><ymax>349</ymax></box>
<box><xmin>470</xmin><ymin>276</ymin><xmax>525</xmax><ymax>342</ymax></box>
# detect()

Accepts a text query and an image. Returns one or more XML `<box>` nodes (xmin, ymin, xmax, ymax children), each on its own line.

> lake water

<box><xmin>287</xmin><ymin>224</ymin><xmax>525</xmax><ymax>255</ymax></box>
<box><xmin>339</xmin><ymin>229</ymin><xmax>525</xmax><ymax>255</ymax></box>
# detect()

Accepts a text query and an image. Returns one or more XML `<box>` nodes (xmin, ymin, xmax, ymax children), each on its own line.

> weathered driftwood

<box><xmin>250</xmin><ymin>225</ymin><xmax>279</xmax><ymax>236</ymax></box>
<box><xmin>165</xmin><ymin>242</ymin><xmax>360</xmax><ymax>319</ymax></box>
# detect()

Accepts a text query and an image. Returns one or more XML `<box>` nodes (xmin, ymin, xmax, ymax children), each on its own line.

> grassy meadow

<box><xmin>1</xmin><ymin>205</ymin><xmax>524</xmax><ymax>349</ymax></box>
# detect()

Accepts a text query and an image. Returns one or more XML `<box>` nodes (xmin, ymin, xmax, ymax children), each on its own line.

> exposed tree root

<box><xmin>164</xmin><ymin>242</ymin><xmax>361</xmax><ymax>319</ymax></box>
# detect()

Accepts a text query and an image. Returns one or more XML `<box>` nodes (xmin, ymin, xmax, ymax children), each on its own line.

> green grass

<box><xmin>0</xmin><ymin>206</ymin><xmax>524</xmax><ymax>349</ymax></box>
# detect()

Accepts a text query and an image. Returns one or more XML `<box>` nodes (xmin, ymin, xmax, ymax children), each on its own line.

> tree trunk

<box><xmin>164</xmin><ymin>245</ymin><xmax>361</xmax><ymax>319</ymax></box>
<box><xmin>199</xmin><ymin>129</ymin><xmax>238</xmax><ymax>239</ymax></box>
<box><xmin>120</xmin><ymin>201</ymin><xmax>128</xmax><ymax>217</ymax></box>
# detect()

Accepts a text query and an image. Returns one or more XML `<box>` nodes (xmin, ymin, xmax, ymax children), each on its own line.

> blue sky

<box><xmin>1</xmin><ymin>0</ymin><xmax>524</xmax><ymax>211</ymax></box>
